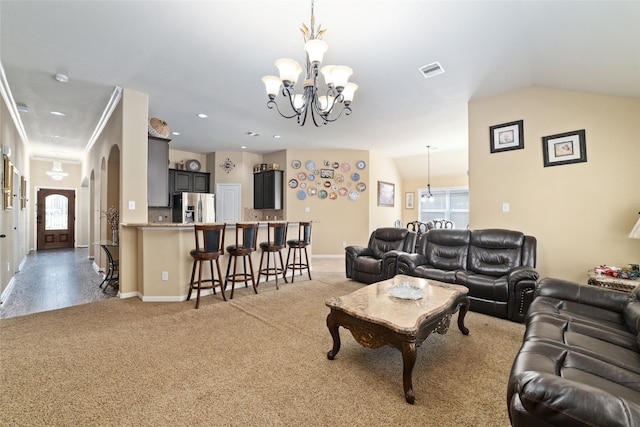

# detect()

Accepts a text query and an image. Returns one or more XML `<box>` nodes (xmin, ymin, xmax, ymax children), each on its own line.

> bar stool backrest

<box><xmin>194</xmin><ymin>224</ymin><xmax>225</xmax><ymax>256</ymax></box>
<box><xmin>270</xmin><ymin>222</ymin><xmax>288</xmax><ymax>249</ymax></box>
<box><xmin>232</xmin><ymin>223</ymin><xmax>259</xmax><ymax>253</ymax></box>
<box><xmin>299</xmin><ymin>221</ymin><xmax>312</xmax><ymax>246</ymax></box>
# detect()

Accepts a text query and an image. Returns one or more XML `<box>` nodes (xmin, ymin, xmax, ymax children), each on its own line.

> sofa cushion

<box><xmin>456</xmin><ymin>272</ymin><xmax>509</xmax><ymax>302</ymax></box>
<box><xmin>467</xmin><ymin>229</ymin><xmax>524</xmax><ymax>277</ymax></box>
<box><xmin>509</xmin><ymin>340</ymin><xmax>640</xmax><ymax>427</ymax></box>
<box><xmin>413</xmin><ymin>266</ymin><xmax>458</xmax><ymax>283</ymax></box>
<box><xmin>424</xmin><ymin>229</ymin><xmax>470</xmax><ymax>271</ymax></box>
<box><xmin>369</xmin><ymin>228</ymin><xmax>412</xmax><ymax>259</ymax></box>
<box><xmin>527</xmin><ymin>295</ymin><xmax>628</xmax><ymax>331</ymax></box>
<box><xmin>524</xmin><ymin>314</ymin><xmax>640</xmax><ymax>374</ymax></box>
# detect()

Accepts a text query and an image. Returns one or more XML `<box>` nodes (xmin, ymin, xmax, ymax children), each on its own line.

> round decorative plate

<box><xmin>307</xmin><ymin>174</ymin><xmax>315</xmax><ymax>181</ymax></box>
<box><xmin>334</xmin><ymin>174</ymin><xmax>344</xmax><ymax>183</ymax></box>
<box><xmin>351</xmin><ymin>172</ymin><xmax>360</xmax><ymax>181</ymax></box>
<box><xmin>288</xmin><ymin>179</ymin><xmax>298</xmax><ymax>189</ymax></box>
<box><xmin>297</xmin><ymin>172</ymin><xmax>307</xmax><ymax>180</ymax></box>
<box><xmin>307</xmin><ymin>187</ymin><xmax>317</xmax><ymax>196</ymax></box>
<box><xmin>356</xmin><ymin>182</ymin><xmax>367</xmax><ymax>192</ymax></box>
<box><xmin>348</xmin><ymin>191</ymin><xmax>359</xmax><ymax>201</ymax></box>
<box><xmin>329</xmin><ymin>192</ymin><xmax>338</xmax><ymax>200</ymax></box>
<box><xmin>332</xmin><ymin>184</ymin><xmax>338</xmax><ymax>191</ymax></box>
<box><xmin>356</xmin><ymin>160</ymin><xmax>366</xmax><ymax>170</ymax></box>
<box><xmin>339</xmin><ymin>187</ymin><xmax>348</xmax><ymax>196</ymax></box>
<box><xmin>332</xmin><ymin>161</ymin><xmax>340</xmax><ymax>169</ymax></box>
<box><xmin>341</xmin><ymin>162</ymin><xmax>351</xmax><ymax>172</ymax></box>
<box><xmin>305</xmin><ymin>160</ymin><xmax>316</xmax><ymax>171</ymax></box>
<box><xmin>314</xmin><ymin>169</ymin><xmax>320</xmax><ymax>175</ymax></box>
<box><xmin>186</xmin><ymin>159</ymin><xmax>201</xmax><ymax>172</ymax></box>
<box><xmin>318</xmin><ymin>190</ymin><xmax>328</xmax><ymax>199</ymax></box>
<box><xmin>297</xmin><ymin>190</ymin><xmax>307</xmax><ymax>200</ymax></box>
<box><xmin>300</xmin><ymin>182</ymin><xmax>306</xmax><ymax>189</ymax></box>
<box><xmin>291</xmin><ymin>160</ymin><xmax>301</xmax><ymax>169</ymax></box>
<box><xmin>324</xmin><ymin>180</ymin><xmax>332</xmax><ymax>188</ymax></box>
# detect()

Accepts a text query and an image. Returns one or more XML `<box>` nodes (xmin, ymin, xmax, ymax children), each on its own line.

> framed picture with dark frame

<box><xmin>489</xmin><ymin>120</ymin><xmax>524</xmax><ymax>153</ymax></box>
<box><xmin>377</xmin><ymin>181</ymin><xmax>395</xmax><ymax>207</ymax></box>
<box><xmin>542</xmin><ymin>129</ymin><xmax>587</xmax><ymax>167</ymax></box>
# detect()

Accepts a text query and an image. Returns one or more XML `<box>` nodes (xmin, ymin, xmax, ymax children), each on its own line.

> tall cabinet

<box><xmin>253</xmin><ymin>170</ymin><xmax>283</xmax><ymax>209</ymax></box>
<box><xmin>147</xmin><ymin>136</ymin><xmax>170</xmax><ymax>207</ymax></box>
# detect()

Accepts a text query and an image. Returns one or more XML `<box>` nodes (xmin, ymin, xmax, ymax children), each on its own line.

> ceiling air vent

<box><xmin>419</xmin><ymin>61</ymin><xmax>445</xmax><ymax>79</ymax></box>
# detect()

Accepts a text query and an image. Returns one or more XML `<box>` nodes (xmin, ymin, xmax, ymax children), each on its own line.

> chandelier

<box><xmin>261</xmin><ymin>0</ymin><xmax>357</xmax><ymax>127</ymax></box>
<box><xmin>46</xmin><ymin>160</ymin><xmax>68</xmax><ymax>181</ymax></box>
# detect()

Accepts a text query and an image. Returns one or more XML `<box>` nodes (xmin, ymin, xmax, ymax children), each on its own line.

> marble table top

<box><xmin>326</xmin><ymin>275</ymin><xmax>468</xmax><ymax>334</ymax></box>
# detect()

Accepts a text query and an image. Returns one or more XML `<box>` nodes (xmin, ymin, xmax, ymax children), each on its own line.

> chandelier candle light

<box><xmin>261</xmin><ymin>0</ymin><xmax>357</xmax><ymax>126</ymax></box>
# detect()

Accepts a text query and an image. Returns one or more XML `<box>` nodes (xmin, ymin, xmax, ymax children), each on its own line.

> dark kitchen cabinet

<box><xmin>169</xmin><ymin>169</ymin><xmax>210</xmax><ymax>205</ymax></box>
<box><xmin>254</xmin><ymin>170</ymin><xmax>283</xmax><ymax>209</ymax></box>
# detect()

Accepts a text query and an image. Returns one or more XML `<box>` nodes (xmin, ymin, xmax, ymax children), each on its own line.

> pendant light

<box><xmin>421</xmin><ymin>145</ymin><xmax>435</xmax><ymax>202</ymax></box>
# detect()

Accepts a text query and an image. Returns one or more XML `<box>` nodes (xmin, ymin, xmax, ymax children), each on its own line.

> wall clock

<box><xmin>219</xmin><ymin>158</ymin><xmax>235</xmax><ymax>174</ymax></box>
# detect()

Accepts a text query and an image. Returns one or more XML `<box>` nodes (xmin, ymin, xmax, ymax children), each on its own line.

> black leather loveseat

<box><xmin>507</xmin><ymin>277</ymin><xmax>640</xmax><ymax>426</ymax></box>
<box><xmin>397</xmin><ymin>228</ymin><xmax>538</xmax><ymax>322</ymax></box>
<box><xmin>345</xmin><ymin>227</ymin><xmax>417</xmax><ymax>284</ymax></box>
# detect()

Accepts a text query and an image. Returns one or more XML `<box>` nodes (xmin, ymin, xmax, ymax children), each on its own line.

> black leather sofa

<box><xmin>345</xmin><ymin>227</ymin><xmax>417</xmax><ymax>284</ymax></box>
<box><xmin>507</xmin><ymin>277</ymin><xmax>640</xmax><ymax>426</ymax></box>
<box><xmin>397</xmin><ymin>228</ymin><xmax>538</xmax><ymax>322</ymax></box>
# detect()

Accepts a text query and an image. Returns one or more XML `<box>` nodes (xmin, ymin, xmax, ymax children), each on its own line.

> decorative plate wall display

<box><xmin>351</xmin><ymin>172</ymin><xmax>360</xmax><ymax>181</ymax></box>
<box><xmin>186</xmin><ymin>159</ymin><xmax>201</xmax><ymax>172</ymax></box>
<box><xmin>288</xmin><ymin>179</ymin><xmax>298</xmax><ymax>188</ymax></box>
<box><xmin>291</xmin><ymin>160</ymin><xmax>301</xmax><ymax>169</ymax></box>
<box><xmin>297</xmin><ymin>190</ymin><xmax>307</xmax><ymax>200</ymax></box>
<box><xmin>356</xmin><ymin>160</ymin><xmax>366</xmax><ymax>169</ymax></box>
<box><xmin>305</xmin><ymin>160</ymin><xmax>316</xmax><ymax>171</ymax></box>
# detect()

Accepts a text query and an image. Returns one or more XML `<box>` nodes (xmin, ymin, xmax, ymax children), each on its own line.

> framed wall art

<box><xmin>542</xmin><ymin>129</ymin><xmax>587</xmax><ymax>167</ymax></box>
<box><xmin>377</xmin><ymin>181</ymin><xmax>395</xmax><ymax>207</ymax></box>
<box><xmin>489</xmin><ymin>120</ymin><xmax>524</xmax><ymax>153</ymax></box>
<box><xmin>405</xmin><ymin>192</ymin><xmax>414</xmax><ymax>209</ymax></box>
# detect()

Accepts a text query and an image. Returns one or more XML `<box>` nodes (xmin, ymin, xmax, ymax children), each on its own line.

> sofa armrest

<box><xmin>507</xmin><ymin>267</ymin><xmax>539</xmax><ymax>323</ymax></box>
<box><xmin>508</xmin><ymin>266</ymin><xmax>539</xmax><ymax>284</ymax></box>
<box><xmin>381</xmin><ymin>250</ymin><xmax>405</xmax><ymax>279</ymax></box>
<box><xmin>345</xmin><ymin>245</ymin><xmax>374</xmax><ymax>258</ymax></box>
<box><xmin>515</xmin><ymin>371</ymin><xmax>640</xmax><ymax>427</ymax></box>
<box><xmin>536</xmin><ymin>277</ymin><xmax>629</xmax><ymax>313</ymax></box>
<box><xmin>396</xmin><ymin>253</ymin><xmax>428</xmax><ymax>275</ymax></box>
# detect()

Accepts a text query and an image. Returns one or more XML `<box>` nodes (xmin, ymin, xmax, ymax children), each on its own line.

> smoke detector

<box><xmin>419</xmin><ymin>62</ymin><xmax>445</xmax><ymax>79</ymax></box>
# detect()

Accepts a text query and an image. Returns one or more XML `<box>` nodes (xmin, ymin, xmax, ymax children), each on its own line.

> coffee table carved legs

<box><xmin>326</xmin><ymin>297</ymin><xmax>470</xmax><ymax>404</ymax></box>
<box><xmin>401</xmin><ymin>341</ymin><xmax>417</xmax><ymax>404</ymax></box>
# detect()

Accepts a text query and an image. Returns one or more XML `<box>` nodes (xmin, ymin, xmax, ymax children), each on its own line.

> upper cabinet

<box><xmin>147</xmin><ymin>136</ymin><xmax>170</xmax><ymax>207</ymax></box>
<box><xmin>254</xmin><ymin>170</ymin><xmax>283</xmax><ymax>209</ymax></box>
<box><xmin>169</xmin><ymin>169</ymin><xmax>210</xmax><ymax>197</ymax></box>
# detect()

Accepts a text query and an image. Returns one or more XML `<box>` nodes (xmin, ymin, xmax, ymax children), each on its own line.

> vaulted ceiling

<box><xmin>1</xmin><ymin>1</ymin><xmax>639</xmax><ymax>179</ymax></box>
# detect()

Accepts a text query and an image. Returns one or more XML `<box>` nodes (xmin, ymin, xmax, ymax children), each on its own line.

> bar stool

<box><xmin>257</xmin><ymin>222</ymin><xmax>289</xmax><ymax>289</ymax></box>
<box><xmin>225</xmin><ymin>222</ymin><xmax>259</xmax><ymax>299</ymax></box>
<box><xmin>285</xmin><ymin>221</ymin><xmax>312</xmax><ymax>282</ymax></box>
<box><xmin>187</xmin><ymin>224</ymin><xmax>226</xmax><ymax>309</ymax></box>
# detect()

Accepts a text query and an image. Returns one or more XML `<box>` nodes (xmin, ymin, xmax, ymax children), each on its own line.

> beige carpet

<box><xmin>0</xmin><ymin>272</ymin><xmax>524</xmax><ymax>426</ymax></box>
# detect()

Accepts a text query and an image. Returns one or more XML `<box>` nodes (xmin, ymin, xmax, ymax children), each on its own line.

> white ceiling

<box><xmin>1</xmin><ymin>1</ymin><xmax>639</xmax><ymax>179</ymax></box>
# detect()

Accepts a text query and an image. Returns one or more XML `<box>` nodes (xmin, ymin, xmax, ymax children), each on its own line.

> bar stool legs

<box><xmin>188</xmin><ymin>224</ymin><xmax>226</xmax><ymax>309</ymax></box>
<box><xmin>225</xmin><ymin>223</ymin><xmax>259</xmax><ymax>299</ymax></box>
<box><xmin>285</xmin><ymin>221</ymin><xmax>312</xmax><ymax>283</ymax></box>
<box><xmin>257</xmin><ymin>222</ymin><xmax>289</xmax><ymax>289</ymax></box>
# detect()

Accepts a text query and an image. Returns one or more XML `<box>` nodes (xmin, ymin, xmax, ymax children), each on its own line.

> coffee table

<box><xmin>325</xmin><ymin>275</ymin><xmax>469</xmax><ymax>404</ymax></box>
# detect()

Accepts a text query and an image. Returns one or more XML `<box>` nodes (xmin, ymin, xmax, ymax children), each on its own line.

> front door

<box><xmin>37</xmin><ymin>189</ymin><xmax>75</xmax><ymax>250</ymax></box>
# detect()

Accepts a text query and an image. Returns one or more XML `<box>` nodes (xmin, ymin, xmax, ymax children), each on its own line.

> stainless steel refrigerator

<box><xmin>172</xmin><ymin>192</ymin><xmax>216</xmax><ymax>223</ymax></box>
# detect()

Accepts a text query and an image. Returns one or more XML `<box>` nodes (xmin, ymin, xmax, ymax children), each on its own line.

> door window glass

<box><xmin>45</xmin><ymin>194</ymin><xmax>68</xmax><ymax>230</ymax></box>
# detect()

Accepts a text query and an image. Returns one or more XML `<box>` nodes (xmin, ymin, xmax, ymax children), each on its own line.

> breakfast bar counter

<box><xmin>120</xmin><ymin>222</ymin><xmax>304</xmax><ymax>301</ymax></box>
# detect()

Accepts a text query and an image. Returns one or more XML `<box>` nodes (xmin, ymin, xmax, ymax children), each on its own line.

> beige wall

<box><xmin>469</xmin><ymin>86</ymin><xmax>640</xmax><ymax>282</ymax></box>
<box><xmin>0</xmin><ymin>96</ymin><xmax>30</xmax><ymax>296</ymax></box>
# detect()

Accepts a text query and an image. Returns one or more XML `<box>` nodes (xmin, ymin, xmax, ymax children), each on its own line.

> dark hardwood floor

<box><xmin>0</xmin><ymin>248</ymin><xmax>114</xmax><ymax>319</ymax></box>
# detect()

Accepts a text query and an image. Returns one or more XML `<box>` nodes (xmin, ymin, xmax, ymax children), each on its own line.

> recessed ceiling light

<box><xmin>196</xmin><ymin>113</ymin><xmax>208</xmax><ymax>119</ymax></box>
<box><xmin>245</xmin><ymin>131</ymin><xmax>259</xmax><ymax>137</ymax></box>
<box><xmin>240</xmin><ymin>146</ymin><xmax>247</xmax><ymax>149</ymax></box>
<box><xmin>50</xmin><ymin>111</ymin><xmax>66</xmax><ymax>117</ymax></box>
<box><xmin>54</xmin><ymin>73</ymin><xmax>69</xmax><ymax>83</ymax></box>
<box><xmin>273</xmin><ymin>135</ymin><xmax>282</xmax><ymax>139</ymax></box>
<box><xmin>171</xmin><ymin>131</ymin><xmax>180</xmax><ymax>136</ymax></box>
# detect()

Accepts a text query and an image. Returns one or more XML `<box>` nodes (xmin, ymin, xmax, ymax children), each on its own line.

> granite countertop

<box><xmin>122</xmin><ymin>221</ymin><xmax>293</xmax><ymax>228</ymax></box>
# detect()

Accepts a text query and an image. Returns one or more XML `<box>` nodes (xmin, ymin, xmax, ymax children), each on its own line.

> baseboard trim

<box><xmin>313</xmin><ymin>254</ymin><xmax>343</xmax><ymax>259</ymax></box>
<box><xmin>1</xmin><ymin>276</ymin><xmax>16</xmax><ymax>304</ymax></box>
